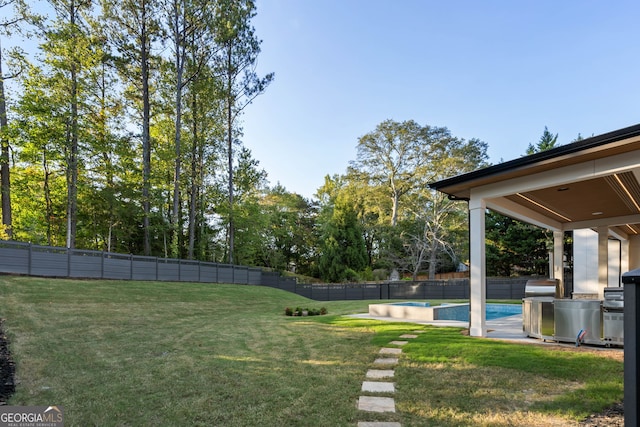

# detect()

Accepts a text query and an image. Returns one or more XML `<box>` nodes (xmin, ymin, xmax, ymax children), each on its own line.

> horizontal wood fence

<box><xmin>0</xmin><ymin>240</ymin><xmax>532</xmax><ymax>300</ymax></box>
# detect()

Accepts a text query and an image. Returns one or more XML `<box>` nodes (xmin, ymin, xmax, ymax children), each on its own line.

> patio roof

<box><xmin>429</xmin><ymin>123</ymin><xmax>640</xmax><ymax>236</ymax></box>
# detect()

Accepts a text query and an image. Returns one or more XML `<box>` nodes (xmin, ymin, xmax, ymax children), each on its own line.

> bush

<box><xmin>284</xmin><ymin>306</ymin><xmax>327</xmax><ymax>317</ymax></box>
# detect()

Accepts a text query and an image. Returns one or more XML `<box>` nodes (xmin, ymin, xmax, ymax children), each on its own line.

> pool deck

<box><xmin>347</xmin><ymin>312</ymin><xmax>548</xmax><ymax>345</ymax></box>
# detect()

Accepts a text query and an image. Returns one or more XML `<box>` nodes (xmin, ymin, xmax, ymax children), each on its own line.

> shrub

<box><xmin>284</xmin><ymin>306</ymin><xmax>328</xmax><ymax>316</ymax></box>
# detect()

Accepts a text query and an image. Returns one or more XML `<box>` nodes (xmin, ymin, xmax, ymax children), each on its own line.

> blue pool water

<box><xmin>437</xmin><ymin>303</ymin><xmax>522</xmax><ymax>321</ymax></box>
<box><xmin>390</xmin><ymin>301</ymin><xmax>431</xmax><ymax>307</ymax></box>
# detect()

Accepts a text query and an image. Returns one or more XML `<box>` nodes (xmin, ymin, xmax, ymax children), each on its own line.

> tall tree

<box><xmin>164</xmin><ymin>0</ymin><xmax>214</xmax><ymax>257</ymax></box>
<box><xmin>101</xmin><ymin>0</ymin><xmax>161</xmax><ymax>255</ymax></box>
<box><xmin>318</xmin><ymin>194</ymin><xmax>368</xmax><ymax>282</ymax></box>
<box><xmin>526</xmin><ymin>126</ymin><xmax>559</xmax><ymax>155</ymax></box>
<box><xmin>42</xmin><ymin>0</ymin><xmax>98</xmax><ymax>248</ymax></box>
<box><xmin>213</xmin><ymin>0</ymin><xmax>273</xmax><ymax>263</ymax></box>
<box><xmin>0</xmin><ymin>0</ymin><xmax>36</xmax><ymax>238</ymax></box>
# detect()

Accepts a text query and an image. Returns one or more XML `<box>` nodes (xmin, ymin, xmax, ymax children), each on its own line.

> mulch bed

<box><xmin>0</xmin><ymin>319</ymin><xmax>15</xmax><ymax>405</ymax></box>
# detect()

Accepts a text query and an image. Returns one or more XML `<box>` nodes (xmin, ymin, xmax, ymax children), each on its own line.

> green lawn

<box><xmin>0</xmin><ymin>276</ymin><xmax>623</xmax><ymax>426</ymax></box>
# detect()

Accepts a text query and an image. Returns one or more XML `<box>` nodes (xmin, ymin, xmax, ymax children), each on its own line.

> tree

<box><xmin>213</xmin><ymin>0</ymin><xmax>273</xmax><ymax>263</ymax></box>
<box><xmin>526</xmin><ymin>126</ymin><xmax>558</xmax><ymax>155</ymax></box>
<box><xmin>352</xmin><ymin>119</ymin><xmax>430</xmax><ymax>227</ymax></box>
<box><xmin>490</xmin><ymin>126</ymin><xmax>561</xmax><ymax>276</ymax></box>
<box><xmin>0</xmin><ymin>0</ymin><xmax>37</xmax><ymax>238</ymax></box>
<box><xmin>318</xmin><ymin>194</ymin><xmax>368</xmax><ymax>282</ymax></box>
<box><xmin>485</xmin><ymin>211</ymin><xmax>549</xmax><ymax>276</ymax></box>
<box><xmin>259</xmin><ymin>185</ymin><xmax>318</xmax><ymax>273</ymax></box>
<box><xmin>163</xmin><ymin>0</ymin><xmax>215</xmax><ymax>257</ymax></box>
<box><xmin>101</xmin><ymin>0</ymin><xmax>161</xmax><ymax>255</ymax></box>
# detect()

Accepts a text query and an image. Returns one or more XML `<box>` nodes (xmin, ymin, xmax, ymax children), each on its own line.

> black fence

<box><xmin>291</xmin><ymin>277</ymin><xmax>530</xmax><ymax>301</ymax></box>
<box><xmin>0</xmin><ymin>240</ymin><xmax>531</xmax><ymax>300</ymax></box>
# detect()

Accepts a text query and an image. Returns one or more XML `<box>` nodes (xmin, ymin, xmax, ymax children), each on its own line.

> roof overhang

<box><xmin>429</xmin><ymin>123</ymin><xmax>640</xmax><ymax>236</ymax></box>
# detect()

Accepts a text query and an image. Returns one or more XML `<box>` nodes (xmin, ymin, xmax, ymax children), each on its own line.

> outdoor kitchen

<box><xmin>522</xmin><ymin>279</ymin><xmax>624</xmax><ymax>347</ymax></box>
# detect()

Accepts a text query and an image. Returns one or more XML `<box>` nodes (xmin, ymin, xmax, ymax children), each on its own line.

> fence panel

<box><xmin>69</xmin><ymin>250</ymin><xmax>103</xmax><ymax>278</ymax></box>
<box><xmin>103</xmin><ymin>253</ymin><xmax>132</xmax><ymax>280</ymax></box>
<box><xmin>0</xmin><ymin>242</ymin><xmax>29</xmax><ymax>275</ymax></box>
<box><xmin>424</xmin><ymin>283</ymin><xmax>446</xmax><ymax>299</ymax></box>
<box><xmin>248</xmin><ymin>268</ymin><xmax>262</xmax><ymax>285</ymax></box>
<box><xmin>261</xmin><ymin>271</ymin><xmax>280</xmax><ymax>286</ymax></box>
<box><xmin>132</xmin><ymin>256</ymin><xmax>157</xmax><ymax>281</ymax></box>
<box><xmin>217</xmin><ymin>265</ymin><xmax>234</xmax><ymax>283</ymax></box>
<box><xmin>30</xmin><ymin>246</ymin><xmax>69</xmax><ymax>277</ymax></box>
<box><xmin>199</xmin><ymin>263</ymin><xmax>217</xmax><ymax>283</ymax></box>
<box><xmin>179</xmin><ymin>261</ymin><xmax>200</xmax><ymax>282</ymax></box>
<box><xmin>233</xmin><ymin>266</ymin><xmax>248</xmax><ymax>284</ymax></box>
<box><xmin>278</xmin><ymin>278</ymin><xmax>297</xmax><ymax>294</ymax></box>
<box><xmin>307</xmin><ymin>285</ymin><xmax>329</xmax><ymax>301</ymax></box>
<box><xmin>296</xmin><ymin>284</ymin><xmax>313</xmax><ymax>299</ymax></box>
<box><xmin>157</xmin><ymin>259</ymin><xmax>180</xmax><ymax>281</ymax></box>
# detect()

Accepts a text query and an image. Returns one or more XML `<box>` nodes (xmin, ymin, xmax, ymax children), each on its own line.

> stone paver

<box><xmin>373</xmin><ymin>357</ymin><xmax>398</xmax><ymax>365</ymax></box>
<box><xmin>379</xmin><ymin>347</ymin><xmax>402</xmax><ymax>355</ymax></box>
<box><xmin>362</xmin><ymin>381</ymin><xmax>395</xmax><ymax>393</ymax></box>
<box><xmin>366</xmin><ymin>369</ymin><xmax>395</xmax><ymax>379</ymax></box>
<box><xmin>357</xmin><ymin>396</ymin><xmax>396</xmax><ymax>413</ymax></box>
<box><xmin>389</xmin><ymin>340</ymin><xmax>408</xmax><ymax>346</ymax></box>
<box><xmin>400</xmin><ymin>334</ymin><xmax>419</xmax><ymax>339</ymax></box>
<box><xmin>357</xmin><ymin>422</ymin><xmax>401</xmax><ymax>427</ymax></box>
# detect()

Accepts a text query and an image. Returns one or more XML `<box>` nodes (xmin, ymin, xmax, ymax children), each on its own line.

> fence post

<box><xmin>101</xmin><ymin>251</ymin><xmax>105</xmax><ymax>279</ymax></box>
<box><xmin>28</xmin><ymin>243</ymin><xmax>32</xmax><ymax>276</ymax></box>
<box><xmin>129</xmin><ymin>254</ymin><xmax>133</xmax><ymax>280</ymax></box>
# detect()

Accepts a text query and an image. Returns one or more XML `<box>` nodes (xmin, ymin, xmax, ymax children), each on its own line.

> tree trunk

<box><xmin>43</xmin><ymin>152</ymin><xmax>53</xmax><ymax>246</ymax></box>
<box><xmin>141</xmin><ymin>8</ymin><xmax>152</xmax><ymax>256</ymax></box>
<box><xmin>0</xmin><ymin>52</ymin><xmax>11</xmax><ymax>239</ymax></box>
<box><xmin>187</xmin><ymin>94</ymin><xmax>199</xmax><ymax>260</ymax></box>
<box><xmin>66</xmin><ymin>55</ymin><xmax>78</xmax><ymax>249</ymax></box>
<box><xmin>171</xmin><ymin>0</ymin><xmax>184</xmax><ymax>259</ymax></box>
<box><xmin>226</xmin><ymin>46</ymin><xmax>234</xmax><ymax>265</ymax></box>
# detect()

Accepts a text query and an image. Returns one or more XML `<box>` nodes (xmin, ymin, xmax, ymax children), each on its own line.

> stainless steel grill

<box><xmin>524</xmin><ymin>279</ymin><xmax>559</xmax><ymax>298</ymax></box>
<box><xmin>603</xmin><ymin>287</ymin><xmax>624</xmax><ymax>310</ymax></box>
<box><xmin>603</xmin><ymin>287</ymin><xmax>624</xmax><ymax>346</ymax></box>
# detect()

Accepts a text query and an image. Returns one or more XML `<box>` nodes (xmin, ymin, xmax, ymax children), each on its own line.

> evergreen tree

<box><xmin>318</xmin><ymin>195</ymin><xmax>367</xmax><ymax>282</ymax></box>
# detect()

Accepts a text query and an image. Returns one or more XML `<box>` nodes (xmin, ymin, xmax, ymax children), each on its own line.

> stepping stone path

<box><xmin>356</xmin><ymin>330</ymin><xmax>423</xmax><ymax>426</ymax></box>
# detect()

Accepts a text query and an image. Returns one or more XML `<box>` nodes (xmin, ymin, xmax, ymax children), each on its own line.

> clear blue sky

<box><xmin>242</xmin><ymin>0</ymin><xmax>640</xmax><ymax>199</ymax></box>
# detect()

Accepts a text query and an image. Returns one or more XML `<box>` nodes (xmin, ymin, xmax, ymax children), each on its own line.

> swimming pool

<box><xmin>436</xmin><ymin>303</ymin><xmax>522</xmax><ymax>321</ymax></box>
<box><xmin>368</xmin><ymin>302</ymin><xmax>521</xmax><ymax>322</ymax></box>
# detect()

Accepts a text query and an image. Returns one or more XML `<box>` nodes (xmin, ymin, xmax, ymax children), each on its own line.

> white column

<box><xmin>621</xmin><ymin>239</ymin><xmax>630</xmax><ymax>278</ymax></box>
<box><xmin>469</xmin><ymin>196</ymin><xmax>486</xmax><ymax>337</ymax></box>
<box><xmin>597</xmin><ymin>226</ymin><xmax>609</xmax><ymax>298</ymax></box>
<box><xmin>553</xmin><ymin>230</ymin><xmax>564</xmax><ymax>297</ymax></box>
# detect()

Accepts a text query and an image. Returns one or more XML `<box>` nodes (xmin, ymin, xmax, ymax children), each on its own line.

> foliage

<box><xmin>284</xmin><ymin>306</ymin><xmax>327</xmax><ymax>316</ymax></box>
<box><xmin>318</xmin><ymin>194</ymin><xmax>368</xmax><ymax>282</ymax></box>
<box><xmin>486</xmin><ymin>210</ymin><xmax>550</xmax><ymax>276</ymax></box>
<box><xmin>526</xmin><ymin>125</ymin><xmax>559</xmax><ymax>155</ymax></box>
<box><xmin>339</xmin><ymin>119</ymin><xmax>488</xmax><ymax>279</ymax></box>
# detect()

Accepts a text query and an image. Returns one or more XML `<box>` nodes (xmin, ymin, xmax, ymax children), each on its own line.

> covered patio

<box><xmin>430</xmin><ymin>122</ymin><xmax>640</xmax><ymax>425</ymax></box>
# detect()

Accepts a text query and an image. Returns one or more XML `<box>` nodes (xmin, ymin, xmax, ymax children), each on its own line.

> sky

<box><xmin>241</xmin><ymin>0</ymin><xmax>640</xmax><ymax>199</ymax></box>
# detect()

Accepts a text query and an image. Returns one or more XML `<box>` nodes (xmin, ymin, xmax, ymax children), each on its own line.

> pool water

<box><xmin>437</xmin><ymin>303</ymin><xmax>522</xmax><ymax>321</ymax></box>
<box><xmin>390</xmin><ymin>301</ymin><xmax>431</xmax><ymax>307</ymax></box>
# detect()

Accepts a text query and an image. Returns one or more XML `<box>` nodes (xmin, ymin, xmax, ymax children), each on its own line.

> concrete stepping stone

<box><xmin>374</xmin><ymin>357</ymin><xmax>398</xmax><ymax>365</ymax></box>
<box><xmin>366</xmin><ymin>369</ymin><xmax>394</xmax><ymax>379</ymax></box>
<box><xmin>357</xmin><ymin>422</ymin><xmax>401</xmax><ymax>427</ymax></box>
<box><xmin>357</xmin><ymin>396</ymin><xmax>396</xmax><ymax>413</ymax></box>
<box><xmin>389</xmin><ymin>340</ymin><xmax>408</xmax><ymax>346</ymax></box>
<box><xmin>400</xmin><ymin>334</ymin><xmax>418</xmax><ymax>339</ymax></box>
<box><xmin>362</xmin><ymin>381</ymin><xmax>395</xmax><ymax>393</ymax></box>
<box><xmin>379</xmin><ymin>347</ymin><xmax>402</xmax><ymax>355</ymax></box>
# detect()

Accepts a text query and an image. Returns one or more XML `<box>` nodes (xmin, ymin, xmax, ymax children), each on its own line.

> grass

<box><xmin>0</xmin><ymin>276</ymin><xmax>623</xmax><ymax>426</ymax></box>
